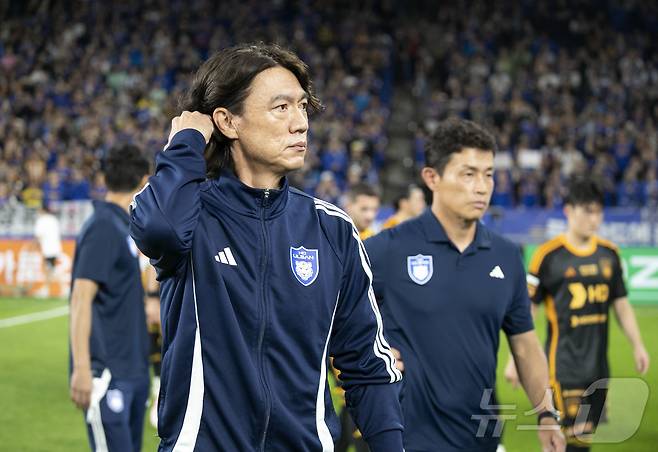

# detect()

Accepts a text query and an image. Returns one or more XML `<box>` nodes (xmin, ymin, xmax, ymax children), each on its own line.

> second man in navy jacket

<box><xmin>130</xmin><ymin>43</ymin><xmax>403</xmax><ymax>452</ymax></box>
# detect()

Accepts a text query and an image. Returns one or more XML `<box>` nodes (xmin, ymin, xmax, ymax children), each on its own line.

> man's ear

<box><xmin>563</xmin><ymin>204</ymin><xmax>571</xmax><ymax>219</ymax></box>
<box><xmin>213</xmin><ymin>107</ymin><xmax>238</xmax><ymax>140</ymax></box>
<box><xmin>421</xmin><ymin>167</ymin><xmax>440</xmax><ymax>192</ymax></box>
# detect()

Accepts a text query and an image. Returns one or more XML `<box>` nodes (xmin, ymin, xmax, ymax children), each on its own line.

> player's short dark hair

<box><xmin>564</xmin><ymin>176</ymin><xmax>604</xmax><ymax>207</ymax></box>
<box><xmin>104</xmin><ymin>144</ymin><xmax>151</xmax><ymax>192</ymax></box>
<box><xmin>425</xmin><ymin>118</ymin><xmax>497</xmax><ymax>175</ymax></box>
<box><xmin>346</xmin><ymin>182</ymin><xmax>380</xmax><ymax>202</ymax></box>
<box><xmin>180</xmin><ymin>42</ymin><xmax>323</xmax><ymax>179</ymax></box>
<box><xmin>392</xmin><ymin>184</ymin><xmax>420</xmax><ymax>210</ymax></box>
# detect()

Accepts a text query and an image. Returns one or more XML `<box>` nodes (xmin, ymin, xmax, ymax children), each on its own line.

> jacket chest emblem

<box><xmin>290</xmin><ymin>246</ymin><xmax>319</xmax><ymax>286</ymax></box>
<box><xmin>407</xmin><ymin>254</ymin><xmax>433</xmax><ymax>285</ymax></box>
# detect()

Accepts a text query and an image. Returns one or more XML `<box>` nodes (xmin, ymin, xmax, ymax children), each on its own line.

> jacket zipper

<box><xmin>258</xmin><ymin>188</ymin><xmax>271</xmax><ymax>451</ymax></box>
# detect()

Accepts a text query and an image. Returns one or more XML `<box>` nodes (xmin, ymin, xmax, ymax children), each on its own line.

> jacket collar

<box><xmin>420</xmin><ymin>209</ymin><xmax>491</xmax><ymax>251</ymax></box>
<box><xmin>204</xmin><ymin>169</ymin><xmax>289</xmax><ymax>219</ymax></box>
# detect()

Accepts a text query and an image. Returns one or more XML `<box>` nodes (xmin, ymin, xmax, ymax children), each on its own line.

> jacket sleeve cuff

<box><xmin>168</xmin><ymin>129</ymin><xmax>207</xmax><ymax>153</ymax></box>
<box><xmin>365</xmin><ymin>429</ymin><xmax>404</xmax><ymax>452</ymax></box>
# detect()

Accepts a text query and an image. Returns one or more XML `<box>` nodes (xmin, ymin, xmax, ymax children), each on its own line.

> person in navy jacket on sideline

<box><xmin>130</xmin><ymin>43</ymin><xmax>403</xmax><ymax>452</ymax></box>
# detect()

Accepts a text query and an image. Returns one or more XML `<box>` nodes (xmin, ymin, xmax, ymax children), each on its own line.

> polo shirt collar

<box><xmin>420</xmin><ymin>209</ymin><xmax>492</xmax><ymax>250</ymax></box>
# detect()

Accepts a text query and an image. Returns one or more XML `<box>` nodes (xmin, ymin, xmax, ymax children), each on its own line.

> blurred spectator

<box><xmin>21</xmin><ymin>181</ymin><xmax>44</xmax><ymax>209</ymax></box>
<box><xmin>90</xmin><ymin>172</ymin><xmax>108</xmax><ymax>200</ymax></box>
<box><xmin>0</xmin><ymin>182</ymin><xmax>10</xmax><ymax>206</ymax></box>
<box><xmin>42</xmin><ymin>170</ymin><xmax>65</xmax><ymax>204</ymax></box>
<box><xmin>314</xmin><ymin>171</ymin><xmax>341</xmax><ymax>205</ymax></box>
<box><xmin>491</xmin><ymin>171</ymin><xmax>515</xmax><ymax>208</ymax></box>
<box><xmin>33</xmin><ymin>202</ymin><xmax>63</xmax><ymax>298</ymax></box>
<box><xmin>519</xmin><ymin>171</ymin><xmax>541</xmax><ymax>208</ymax></box>
<box><xmin>382</xmin><ymin>184</ymin><xmax>427</xmax><ymax>229</ymax></box>
<box><xmin>343</xmin><ymin>182</ymin><xmax>381</xmax><ymax>240</ymax></box>
<box><xmin>66</xmin><ymin>168</ymin><xmax>90</xmax><ymax>200</ymax></box>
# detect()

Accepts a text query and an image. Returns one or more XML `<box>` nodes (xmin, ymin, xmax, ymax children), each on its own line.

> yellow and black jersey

<box><xmin>527</xmin><ymin>234</ymin><xmax>627</xmax><ymax>387</ymax></box>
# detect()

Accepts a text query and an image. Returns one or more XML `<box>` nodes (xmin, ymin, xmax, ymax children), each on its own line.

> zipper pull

<box><xmin>262</xmin><ymin>189</ymin><xmax>270</xmax><ymax>207</ymax></box>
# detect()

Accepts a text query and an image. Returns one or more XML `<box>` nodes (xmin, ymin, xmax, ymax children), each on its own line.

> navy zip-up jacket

<box><xmin>130</xmin><ymin>129</ymin><xmax>403</xmax><ymax>451</ymax></box>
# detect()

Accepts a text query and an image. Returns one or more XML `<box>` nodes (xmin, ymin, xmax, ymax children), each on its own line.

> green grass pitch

<box><xmin>1</xmin><ymin>297</ymin><xmax>657</xmax><ymax>451</ymax></box>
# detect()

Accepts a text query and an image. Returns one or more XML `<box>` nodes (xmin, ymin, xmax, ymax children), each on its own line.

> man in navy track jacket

<box><xmin>130</xmin><ymin>43</ymin><xmax>403</xmax><ymax>452</ymax></box>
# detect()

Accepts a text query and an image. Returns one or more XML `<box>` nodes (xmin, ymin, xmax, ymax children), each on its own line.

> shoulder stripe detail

<box><xmin>596</xmin><ymin>237</ymin><xmax>620</xmax><ymax>252</ymax></box>
<box><xmin>314</xmin><ymin>201</ymin><xmax>402</xmax><ymax>383</ymax></box>
<box><xmin>314</xmin><ymin>198</ymin><xmax>352</xmax><ymax>222</ymax></box>
<box><xmin>172</xmin><ymin>255</ymin><xmax>205</xmax><ymax>451</ymax></box>
<box><xmin>130</xmin><ymin>181</ymin><xmax>150</xmax><ymax>210</ymax></box>
<box><xmin>528</xmin><ymin>236</ymin><xmax>564</xmax><ymax>274</ymax></box>
<box><xmin>316</xmin><ymin>293</ymin><xmax>340</xmax><ymax>451</ymax></box>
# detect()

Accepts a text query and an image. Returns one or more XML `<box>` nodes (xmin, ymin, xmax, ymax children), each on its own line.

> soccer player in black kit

<box><xmin>506</xmin><ymin>176</ymin><xmax>650</xmax><ymax>451</ymax></box>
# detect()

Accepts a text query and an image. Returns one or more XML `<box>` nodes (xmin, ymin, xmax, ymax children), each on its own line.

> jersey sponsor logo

<box><xmin>489</xmin><ymin>265</ymin><xmax>505</xmax><ymax>279</ymax></box>
<box><xmin>579</xmin><ymin>263</ymin><xmax>599</xmax><ymax>276</ymax></box>
<box><xmin>407</xmin><ymin>254</ymin><xmax>433</xmax><ymax>285</ymax></box>
<box><xmin>568</xmin><ymin>282</ymin><xmax>609</xmax><ymax>309</ymax></box>
<box><xmin>599</xmin><ymin>258</ymin><xmax>613</xmax><ymax>279</ymax></box>
<box><xmin>106</xmin><ymin>389</ymin><xmax>124</xmax><ymax>413</ymax></box>
<box><xmin>126</xmin><ymin>236</ymin><xmax>138</xmax><ymax>257</ymax></box>
<box><xmin>570</xmin><ymin>313</ymin><xmax>607</xmax><ymax>328</ymax></box>
<box><xmin>214</xmin><ymin>247</ymin><xmax>237</xmax><ymax>266</ymax></box>
<box><xmin>290</xmin><ymin>246</ymin><xmax>319</xmax><ymax>286</ymax></box>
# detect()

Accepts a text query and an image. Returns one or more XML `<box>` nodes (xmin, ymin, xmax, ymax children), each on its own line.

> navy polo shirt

<box><xmin>70</xmin><ymin>200</ymin><xmax>149</xmax><ymax>379</ymax></box>
<box><xmin>365</xmin><ymin>209</ymin><xmax>534</xmax><ymax>452</ymax></box>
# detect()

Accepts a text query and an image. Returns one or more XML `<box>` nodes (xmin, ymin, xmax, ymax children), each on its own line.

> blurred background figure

<box><xmin>33</xmin><ymin>201</ymin><xmax>62</xmax><ymax>298</ymax></box>
<box><xmin>343</xmin><ymin>182</ymin><xmax>381</xmax><ymax>240</ymax></box>
<box><xmin>382</xmin><ymin>183</ymin><xmax>427</xmax><ymax>229</ymax></box>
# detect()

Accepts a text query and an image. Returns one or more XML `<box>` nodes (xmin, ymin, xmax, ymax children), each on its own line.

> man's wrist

<box><xmin>537</xmin><ymin>408</ymin><xmax>561</xmax><ymax>424</ymax></box>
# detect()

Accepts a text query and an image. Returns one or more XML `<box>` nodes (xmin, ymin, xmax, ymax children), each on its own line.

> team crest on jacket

<box><xmin>407</xmin><ymin>254</ymin><xmax>433</xmax><ymax>285</ymax></box>
<box><xmin>290</xmin><ymin>246</ymin><xmax>319</xmax><ymax>286</ymax></box>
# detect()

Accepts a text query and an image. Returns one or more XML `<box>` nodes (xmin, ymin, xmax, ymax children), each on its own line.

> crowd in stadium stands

<box><xmin>1</xmin><ymin>0</ymin><xmax>657</xmax><ymax>210</ymax></box>
<box><xmin>403</xmin><ymin>1</ymin><xmax>658</xmax><ymax>208</ymax></box>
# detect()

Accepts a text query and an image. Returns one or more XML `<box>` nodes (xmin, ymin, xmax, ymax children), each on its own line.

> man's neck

<box><xmin>105</xmin><ymin>192</ymin><xmax>133</xmax><ymax>214</ymax></box>
<box><xmin>431</xmin><ymin>203</ymin><xmax>477</xmax><ymax>253</ymax></box>
<box><xmin>565</xmin><ymin>230</ymin><xmax>594</xmax><ymax>250</ymax></box>
<box><xmin>232</xmin><ymin>149</ymin><xmax>284</xmax><ymax>190</ymax></box>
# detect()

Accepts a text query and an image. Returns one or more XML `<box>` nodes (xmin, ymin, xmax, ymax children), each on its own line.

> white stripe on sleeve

<box><xmin>314</xmin><ymin>200</ymin><xmax>402</xmax><ymax>383</ymax></box>
<box><xmin>172</xmin><ymin>255</ymin><xmax>205</xmax><ymax>451</ymax></box>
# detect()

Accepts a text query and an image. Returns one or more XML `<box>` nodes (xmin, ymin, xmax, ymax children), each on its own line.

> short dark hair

<box><xmin>180</xmin><ymin>42</ymin><xmax>323</xmax><ymax>179</ymax></box>
<box><xmin>104</xmin><ymin>144</ymin><xmax>151</xmax><ymax>192</ymax></box>
<box><xmin>393</xmin><ymin>184</ymin><xmax>421</xmax><ymax>210</ymax></box>
<box><xmin>346</xmin><ymin>183</ymin><xmax>380</xmax><ymax>202</ymax></box>
<box><xmin>564</xmin><ymin>176</ymin><xmax>604</xmax><ymax>207</ymax></box>
<box><xmin>425</xmin><ymin>118</ymin><xmax>497</xmax><ymax>175</ymax></box>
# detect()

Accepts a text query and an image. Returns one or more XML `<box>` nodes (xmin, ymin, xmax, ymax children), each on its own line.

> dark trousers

<box><xmin>85</xmin><ymin>374</ymin><xmax>150</xmax><ymax>452</ymax></box>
